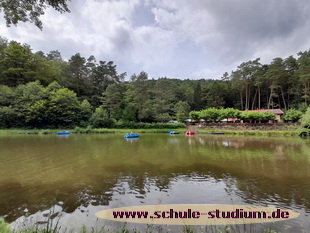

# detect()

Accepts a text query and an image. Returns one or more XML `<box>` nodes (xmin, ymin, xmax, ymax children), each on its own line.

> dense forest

<box><xmin>0</xmin><ymin>36</ymin><xmax>310</xmax><ymax>128</ymax></box>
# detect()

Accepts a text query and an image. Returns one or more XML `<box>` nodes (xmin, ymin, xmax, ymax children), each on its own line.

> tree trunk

<box><xmin>251</xmin><ymin>88</ymin><xmax>258</xmax><ymax>110</ymax></box>
<box><xmin>280</xmin><ymin>87</ymin><xmax>287</xmax><ymax>111</ymax></box>
<box><xmin>245</xmin><ymin>85</ymin><xmax>248</xmax><ymax>110</ymax></box>
<box><xmin>240</xmin><ymin>89</ymin><xmax>244</xmax><ymax>111</ymax></box>
<box><xmin>268</xmin><ymin>90</ymin><xmax>272</xmax><ymax>109</ymax></box>
<box><xmin>247</xmin><ymin>85</ymin><xmax>251</xmax><ymax>110</ymax></box>
<box><xmin>258</xmin><ymin>86</ymin><xmax>261</xmax><ymax>109</ymax></box>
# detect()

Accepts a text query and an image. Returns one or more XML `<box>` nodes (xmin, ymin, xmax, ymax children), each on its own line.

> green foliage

<box><xmin>174</xmin><ymin>101</ymin><xmax>190</xmax><ymax>122</ymax></box>
<box><xmin>283</xmin><ymin>109</ymin><xmax>303</xmax><ymax>122</ymax></box>
<box><xmin>0</xmin><ymin>41</ymin><xmax>36</xmax><ymax>86</ymax></box>
<box><xmin>189</xmin><ymin>111</ymin><xmax>200</xmax><ymax>121</ymax></box>
<box><xmin>297</xmin><ymin>51</ymin><xmax>310</xmax><ymax>104</ymax></box>
<box><xmin>220</xmin><ymin>108</ymin><xmax>241</xmax><ymax>119</ymax></box>
<box><xmin>46</xmin><ymin>80</ymin><xmax>62</xmax><ymax>92</ymax></box>
<box><xmin>230</xmin><ymin>58</ymin><xmax>262</xmax><ymax>110</ymax></box>
<box><xmin>0</xmin><ymin>106</ymin><xmax>18</xmax><ymax>128</ymax></box>
<box><xmin>1</xmin><ymin>36</ymin><xmax>310</xmax><ymax>129</ymax></box>
<box><xmin>0</xmin><ymin>0</ymin><xmax>70</xmax><ymax>29</ymax></box>
<box><xmin>199</xmin><ymin>108</ymin><xmax>223</xmax><ymax>122</ymax></box>
<box><xmin>90</xmin><ymin>106</ymin><xmax>115</xmax><ymax>128</ymax></box>
<box><xmin>154</xmin><ymin>113</ymin><xmax>171</xmax><ymax>123</ymax></box>
<box><xmin>0</xmin><ymin>85</ymin><xmax>13</xmax><ymax>105</ymax></box>
<box><xmin>46</xmin><ymin>88</ymin><xmax>82</xmax><ymax>127</ymax></box>
<box><xmin>201</xmin><ymin>82</ymin><xmax>226</xmax><ymax>108</ymax></box>
<box><xmin>26</xmin><ymin>99</ymin><xmax>48</xmax><ymax>127</ymax></box>
<box><xmin>78</xmin><ymin>99</ymin><xmax>92</xmax><ymax>126</ymax></box>
<box><xmin>301</xmin><ymin>108</ymin><xmax>310</xmax><ymax>129</ymax></box>
<box><xmin>114</xmin><ymin>122</ymin><xmax>185</xmax><ymax>129</ymax></box>
<box><xmin>298</xmin><ymin>103</ymin><xmax>309</xmax><ymax>113</ymax></box>
<box><xmin>0</xmin><ymin>218</ymin><xmax>10</xmax><ymax>233</ymax></box>
<box><xmin>262</xmin><ymin>112</ymin><xmax>276</xmax><ymax>120</ymax></box>
<box><xmin>190</xmin><ymin>108</ymin><xmax>241</xmax><ymax>122</ymax></box>
<box><xmin>241</xmin><ymin>111</ymin><xmax>276</xmax><ymax>122</ymax></box>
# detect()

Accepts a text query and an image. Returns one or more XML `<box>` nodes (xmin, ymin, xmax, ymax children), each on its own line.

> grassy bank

<box><xmin>0</xmin><ymin>126</ymin><xmax>304</xmax><ymax>137</ymax></box>
<box><xmin>197</xmin><ymin>129</ymin><xmax>300</xmax><ymax>136</ymax></box>
<box><xmin>189</xmin><ymin>123</ymin><xmax>303</xmax><ymax>136</ymax></box>
<box><xmin>0</xmin><ymin>128</ymin><xmax>185</xmax><ymax>135</ymax></box>
<box><xmin>0</xmin><ymin>128</ymin><xmax>301</xmax><ymax>136</ymax></box>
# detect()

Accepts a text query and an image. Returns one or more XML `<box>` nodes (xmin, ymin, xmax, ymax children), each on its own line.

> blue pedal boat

<box><xmin>124</xmin><ymin>133</ymin><xmax>140</xmax><ymax>138</ymax></box>
<box><xmin>56</xmin><ymin>131</ymin><xmax>71</xmax><ymax>135</ymax></box>
<box><xmin>169</xmin><ymin>131</ymin><xmax>180</xmax><ymax>134</ymax></box>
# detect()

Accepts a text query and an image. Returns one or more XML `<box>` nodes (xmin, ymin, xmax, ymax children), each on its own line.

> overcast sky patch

<box><xmin>0</xmin><ymin>0</ymin><xmax>309</xmax><ymax>80</ymax></box>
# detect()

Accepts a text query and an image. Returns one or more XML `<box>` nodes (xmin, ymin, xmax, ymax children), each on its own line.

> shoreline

<box><xmin>0</xmin><ymin>128</ymin><xmax>302</xmax><ymax>136</ymax></box>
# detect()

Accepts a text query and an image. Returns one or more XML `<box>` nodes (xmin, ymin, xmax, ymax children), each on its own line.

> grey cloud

<box><xmin>187</xmin><ymin>0</ymin><xmax>310</xmax><ymax>62</ymax></box>
<box><xmin>0</xmin><ymin>0</ymin><xmax>310</xmax><ymax>80</ymax></box>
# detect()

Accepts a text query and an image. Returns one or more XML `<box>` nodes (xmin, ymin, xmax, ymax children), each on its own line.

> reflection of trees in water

<box><xmin>189</xmin><ymin>135</ymin><xmax>303</xmax><ymax>153</ymax></box>
<box><xmin>2</xmin><ymin>162</ymin><xmax>310</xmax><ymax>223</ymax></box>
<box><xmin>0</xmin><ymin>177</ymin><xmax>117</xmax><ymax>222</ymax></box>
<box><xmin>234</xmin><ymin>178</ymin><xmax>310</xmax><ymax>211</ymax></box>
<box><xmin>2</xmin><ymin>136</ymin><xmax>310</xmax><ymax>223</ymax></box>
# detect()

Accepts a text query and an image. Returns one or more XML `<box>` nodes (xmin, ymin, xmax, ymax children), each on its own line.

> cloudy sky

<box><xmin>1</xmin><ymin>0</ymin><xmax>310</xmax><ymax>80</ymax></box>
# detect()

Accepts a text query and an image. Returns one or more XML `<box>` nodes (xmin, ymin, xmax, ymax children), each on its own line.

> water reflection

<box><xmin>125</xmin><ymin>138</ymin><xmax>140</xmax><ymax>143</ymax></box>
<box><xmin>56</xmin><ymin>135</ymin><xmax>70</xmax><ymax>139</ymax></box>
<box><xmin>0</xmin><ymin>134</ymin><xmax>309</xmax><ymax>232</ymax></box>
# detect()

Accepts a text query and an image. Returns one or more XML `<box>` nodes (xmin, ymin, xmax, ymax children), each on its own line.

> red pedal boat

<box><xmin>186</xmin><ymin>131</ymin><xmax>195</xmax><ymax>135</ymax></box>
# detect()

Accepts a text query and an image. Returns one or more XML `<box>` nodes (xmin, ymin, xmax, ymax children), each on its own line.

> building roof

<box><xmin>241</xmin><ymin>109</ymin><xmax>284</xmax><ymax>114</ymax></box>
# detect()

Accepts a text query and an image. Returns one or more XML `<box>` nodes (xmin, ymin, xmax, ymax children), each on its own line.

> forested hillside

<box><xmin>0</xmin><ymin>36</ymin><xmax>309</xmax><ymax>128</ymax></box>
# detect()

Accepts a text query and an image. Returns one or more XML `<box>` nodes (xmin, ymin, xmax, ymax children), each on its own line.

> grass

<box><xmin>0</xmin><ymin>128</ymin><xmax>185</xmax><ymax>135</ymax></box>
<box><xmin>0</xmin><ymin>124</ymin><xmax>304</xmax><ymax>137</ymax></box>
<box><xmin>197</xmin><ymin>129</ymin><xmax>300</xmax><ymax>136</ymax></box>
<box><xmin>0</xmin><ymin>218</ymin><xmax>10</xmax><ymax>233</ymax></box>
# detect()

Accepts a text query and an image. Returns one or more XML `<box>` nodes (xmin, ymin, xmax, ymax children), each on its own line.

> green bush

<box><xmin>241</xmin><ymin>111</ymin><xmax>276</xmax><ymax>122</ymax></box>
<box><xmin>262</xmin><ymin>111</ymin><xmax>276</xmax><ymax>120</ymax></box>
<box><xmin>220</xmin><ymin>108</ymin><xmax>241</xmax><ymax>119</ymax></box>
<box><xmin>283</xmin><ymin>109</ymin><xmax>303</xmax><ymax>122</ymax></box>
<box><xmin>0</xmin><ymin>218</ymin><xmax>10</xmax><ymax>233</ymax></box>
<box><xmin>190</xmin><ymin>108</ymin><xmax>241</xmax><ymax>122</ymax></box>
<box><xmin>199</xmin><ymin>108</ymin><xmax>222</xmax><ymax>122</ymax></box>
<box><xmin>90</xmin><ymin>106</ymin><xmax>115</xmax><ymax>128</ymax></box>
<box><xmin>301</xmin><ymin>108</ymin><xmax>310</xmax><ymax>129</ymax></box>
<box><xmin>189</xmin><ymin>111</ymin><xmax>200</xmax><ymax>121</ymax></box>
<box><xmin>114</xmin><ymin>122</ymin><xmax>185</xmax><ymax>129</ymax></box>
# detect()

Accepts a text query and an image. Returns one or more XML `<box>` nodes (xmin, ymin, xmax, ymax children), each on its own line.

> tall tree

<box><xmin>266</xmin><ymin>58</ymin><xmax>288</xmax><ymax>110</ymax></box>
<box><xmin>46</xmin><ymin>50</ymin><xmax>63</xmax><ymax>61</ymax></box>
<box><xmin>68</xmin><ymin>53</ymin><xmax>87</xmax><ymax>96</ymax></box>
<box><xmin>174</xmin><ymin>101</ymin><xmax>190</xmax><ymax>122</ymax></box>
<box><xmin>102</xmin><ymin>83</ymin><xmax>126</xmax><ymax>120</ymax></box>
<box><xmin>90</xmin><ymin>60</ymin><xmax>126</xmax><ymax>106</ymax></box>
<box><xmin>192</xmin><ymin>82</ymin><xmax>202</xmax><ymax>110</ymax></box>
<box><xmin>0</xmin><ymin>41</ymin><xmax>36</xmax><ymax>86</ymax></box>
<box><xmin>201</xmin><ymin>81</ymin><xmax>226</xmax><ymax>108</ymax></box>
<box><xmin>128</xmin><ymin>72</ymin><xmax>150</xmax><ymax>122</ymax></box>
<box><xmin>231</xmin><ymin>58</ymin><xmax>262</xmax><ymax>110</ymax></box>
<box><xmin>284</xmin><ymin>56</ymin><xmax>300</xmax><ymax>109</ymax></box>
<box><xmin>297</xmin><ymin>50</ymin><xmax>310</xmax><ymax>105</ymax></box>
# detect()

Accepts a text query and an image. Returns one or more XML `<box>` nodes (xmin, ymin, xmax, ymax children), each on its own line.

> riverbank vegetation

<box><xmin>0</xmin><ymin>127</ymin><xmax>185</xmax><ymax>135</ymax></box>
<box><xmin>0</xmin><ymin>36</ymin><xmax>310</xmax><ymax>130</ymax></box>
<box><xmin>0</xmin><ymin>126</ymin><xmax>300</xmax><ymax>136</ymax></box>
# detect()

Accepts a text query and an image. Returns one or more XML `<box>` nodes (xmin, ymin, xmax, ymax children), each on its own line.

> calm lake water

<box><xmin>0</xmin><ymin>134</ymin><xmax>309</xmax><ymax>232</ymax></box>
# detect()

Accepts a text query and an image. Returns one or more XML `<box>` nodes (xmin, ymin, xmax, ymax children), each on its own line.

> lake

<box><xmin>0</xmin><ymin>134</ymin><xmax>309</xmax><ymax>232</ymax></box>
